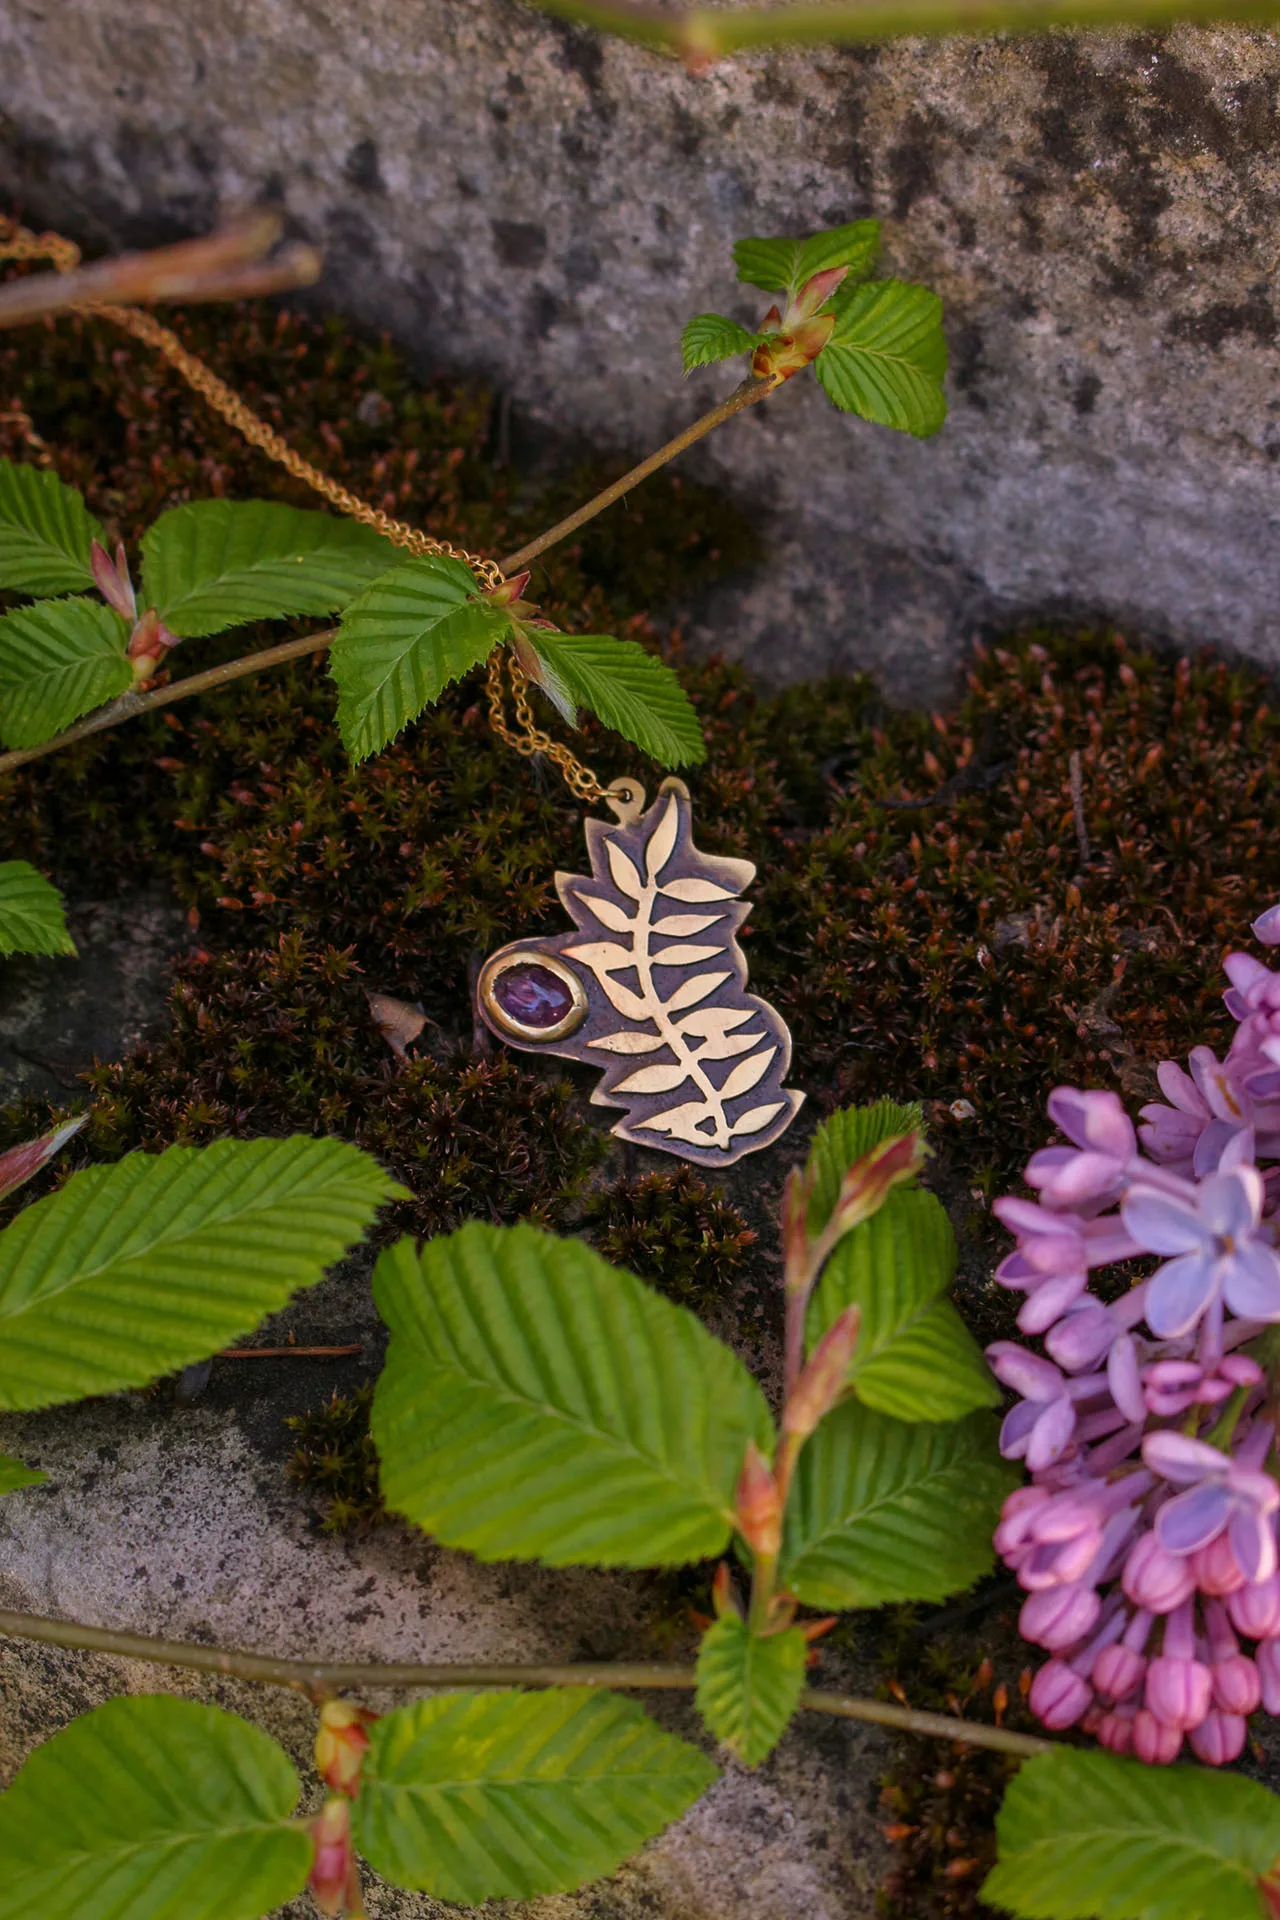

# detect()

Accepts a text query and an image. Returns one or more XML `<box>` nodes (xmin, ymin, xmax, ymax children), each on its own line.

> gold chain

<box><xmin>0</xmin><ymin>223</ymin><xmax>611</xmax><ymax>802</ymax></box>
<box><xmin>486</xmin><ymin>651</ymin><xmax>606</xmax><ymax>803</ymax></box>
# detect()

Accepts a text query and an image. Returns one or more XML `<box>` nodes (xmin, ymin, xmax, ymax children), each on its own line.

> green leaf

<box><xmin>140</xmin><ymin>500</ymin><xmax>401</xmax><ymax>638</ymax></box>
<box><xmin>796</xmin><ymin>220</ymin><xmax>881</xmax><ymax>288</ymax></box>
<box><xmin>0</xmin><ymin>1453</ymin><xmax>45</xmax><ymax>1494</ymax></box>
<box><xmin>733</xmin><ymin>221</ymin><xmax>881</xmax><ymax>296</ymax></box>
<box><xmin>0</xmin><ymin>598</ymin><xmax>131</xmax><ymax>749</ymax></box>
<box><xmin>0</xmin><ymin>1135</ymin><xmax>404</xmax><ymax>1410</ymax></box>
<box><xmin>681</xmin><ymin>312</ymin><xmax>760</xmax><ymax>372</ymax></box>
<box><xmin>353</xmin><ymin>1689</ymin><xmax>717</xmax><ymax>1902</ymax></box>
<box><xmin>983</xmin><ymin>1748</ymin><xmax>1280</xmax><ymax>1920</ymax></box>
<box><xmin>734</xmin><ymin>234</ymin><xmax>805</xmax><ymax>295</ymax></box>
<box><xmin>329</xmin><ymin>554</ymin><xmax>509</xmax><ymax>762</ymax></box>
<box><xmin>814</xmin><ymin>280</ymin><xmax>948</xmax><ymax>438</ymax></box>
<box><xmin>781</xmin><ymin>1404</ymin><xmax>1014</xmax><ymax>1609</ymax></box>
<box><xmin>523</xmin><ymin>631</ymin><xmax>705</xmax><ymax>768</ymax></box>
<box><xmin>808</xmin><ymin>1186</ymin><xmax>998</xmax><ymax>1422</ymax></box>
<box><xmin>805</xmin><ymin>1098</ymin><xmax>924</xmax><ymax>1234</ymax></box>
<box><xmin>0</xmin><ymin>1694</ymin><xmax>310</xmax><ymax>1920</ymax></box>
<box><xmin>0</xmin><ymin>861</ymin><xmax>75</xmax><ymax>958</ymax></box>
<box><xmin>0</xmin><ymin>459</ymin><xmax>102</xmax><ymax>596</ymax></box>
<box><xmin>372</xmin><ymin>1222</ymin><xmax>773</xmax><ymax>1567</ymax></box>
<box><xmin>694</xmin><ymin>1617</ymin><xmax>808</xmax><ymax>1765</ymax></box>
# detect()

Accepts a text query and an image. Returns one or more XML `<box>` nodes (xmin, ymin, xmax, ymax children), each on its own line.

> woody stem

<box><xmin>0</xmin><ymin>1607</ymin><xmax>1052</xmax><ymax>1757</ymax></box>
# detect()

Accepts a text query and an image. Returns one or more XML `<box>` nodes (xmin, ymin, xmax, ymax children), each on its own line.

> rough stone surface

<box><xmin>5</xmin><ymin>4</ymin><xmax>1280</xmax><ymax>699</ymax></box>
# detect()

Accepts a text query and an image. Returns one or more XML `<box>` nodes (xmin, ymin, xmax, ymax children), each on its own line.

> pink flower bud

<box><xmin>1211</xmin><ymin>1653</ymin><xmax>1261</xmax><ymax>1715</ymax></box>
<box><xmin>1093</xmin><ymin>1642</ymin><xmax>1147</xmax><ymax>1703</ymax></box>
<box><xmin>1029</xmin><ymin>1659</ymin><xmax>1092</xmax><ymax>1730</ymax></box>
<box><xmin>1019</xmin><ymin>1584</ymin><xmax>1101</xmax><ymax>1651</ymax></box>
<box><xmin>1144</xmin><ymin>1655</ymin><xmax>1213</xmax><ymax>1731</ymax></box>
<box><xmin>1096</xmin><ymin>1707</ymin><xmax>1135</xmax><ymax>1754</ymax></box>
<box><xmin>1257</xmin><ymin>1637</ymin><xmax>1280</xmax><ymax>1713</ymax></box>
<box><xmin>1189</xmin><ymin>1709</ymin><xmax>1247</xmax><ymax>1766</ymax></box>
<box><xmin>1131</xmin><ymin>1709</ymin><xmax>1182</xmax><ymax>1765</ymax></box>
<box><xmin>1192</xmin><ymin>1532</ymin><xmax>1248</xmax><ymax>1597</ymax></box>
<box><xmin>994</xmin><ymin>1485</ymin><xmax>1053</xmax><ymax>1560</ymax></box>
<box><xmin>1228</xmin><ymin>1572</ymin><xmax>1280</xmax><ymax>1640</ymax></box>
<box><xmin>1122</xmin><ymin>1533</ymin><xmax>1197</xmax><ymax>1614</ymax></box>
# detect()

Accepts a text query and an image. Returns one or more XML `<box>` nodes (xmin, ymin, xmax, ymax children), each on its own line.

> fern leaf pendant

<box><xmin>475</xmin><ymin>778</ymin><xmax>804</xmax><ymax>1168</ymax></box>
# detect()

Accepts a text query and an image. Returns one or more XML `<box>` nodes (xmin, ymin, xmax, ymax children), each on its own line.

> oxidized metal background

<box><xmin>475</xmin><ymin>778</ymin><xmax>803</xmax><ymax>1169</ymax></box>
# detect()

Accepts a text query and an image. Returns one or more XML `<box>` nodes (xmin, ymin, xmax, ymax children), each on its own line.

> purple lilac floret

<box><xmin>990</xmin><ymin>905</ymin><xmax>1280</xmax><ymax>1763</ymax></box>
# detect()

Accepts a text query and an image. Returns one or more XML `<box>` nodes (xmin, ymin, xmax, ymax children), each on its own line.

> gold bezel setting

<box><xmin>477</xmin><ymin>950</ymin><xmax>589</xmax><ymax>1044</ymax></box>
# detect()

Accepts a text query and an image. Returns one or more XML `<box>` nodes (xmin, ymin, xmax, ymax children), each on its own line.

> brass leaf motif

<box><xmin>475</xmin><ymin>779</ymin><xmax>804</xmax><ymax>1168</ymax></box>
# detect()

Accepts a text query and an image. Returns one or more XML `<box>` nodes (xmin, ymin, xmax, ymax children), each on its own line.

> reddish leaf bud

<box><xmin>0</xmin><ymin>1117</ymin><xmax>84</xmax><ymax>1202</ymax></box>
<box><xmin>314</xmin><ymin>1699</ymin><xmax>376</xmax><ymax>1795</ymax></box>
<box><xmin>307</xmin><ymin>1795</ymin><xmax>363</xmax><ymax>1916</ymax></box>
<box><xmin>711</xmin><ymin>1560</ymin><xmax>741</xmax><ymax>1621</ymax></box>
<box><xmin>90</xmin><ymin>538</ymin><xmax>137</xmax><ymax>622</ymax></box>
<box><xmin>783</xmin><ymin>1305</ymin><xmax>861</xmax><ymax>1441</ymax></box>
<box><xmin>734</xmin><ymin>1440</ymin><xmax>782</xmax><ymax>1558</ymax></box>
<box><xmin>486</xmin><ymin>569</ymin><xmax>532</xmax><ymax>609</ymax></box>
<box><xmin>789</xmin><ymin>265</ymin><xmax>849</xmax><ymax>322</ymax></box>
<box><xmin>829</xmin><ymin>1132</ymin><xmax>926</xmax><ymax>1238</ymax></box>
<box><xmin>751</xmin><ymin>315</ymin><xmax>835</xmax><ymax>385</ymax></box>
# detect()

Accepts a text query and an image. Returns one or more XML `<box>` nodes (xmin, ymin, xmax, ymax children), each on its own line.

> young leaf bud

<box><xmin>829</xmin><ymin>1132</ymin><xmax>926</xmax><ymax>1238</ymax></box>
<box><xmin>734</xmin><ymin>1440</ymin><xmax>782</xmax><ymax>1558</ymax></box>
<box><xmin>783</xmin><ymin>1304</ymin><xmax>861</xmax><ymax>1441</ymax></box>
<box><xmin>789</xmin><ymin>265</ymin><xmax>849</xmax><ymax>323</ymax></box>
<box><xmin>486</xmin><ymin>569</ymin><xmax>532</xmax><ymax>610</ymax></box>
<box><xmin>90</xmin><ymin>538</ymin><xmax>137</xmax><ymax>622</ymax></box>
<box><xmin>751</xmin><ymin>315</ymin><xmax>835</xmax><ymax>385</ymax></box>
<box><xmin>711</xmin><ymin>1560</ymin><xmax>741</xmax><ymax>1621</ymax></box>
<box><xmin>314</xmin><ymin>1699</ymin><xmax>376</xmax><ymax>1795</ymax></box>
<box><xmin>307</xmin><ymin>1795</ymin><xmax>363</xmax><ymax>1917</ymax></box>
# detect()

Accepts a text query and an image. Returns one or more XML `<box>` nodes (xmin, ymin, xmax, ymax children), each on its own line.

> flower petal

<box><xmin>1252</xmin><ymin>905</ymin><xmax>1280</xmax><ymax>947</ymax></box>
<box><xmin>1156</xmin><ymin>1482</ymin><xmax>1230</xmax><ymax>1556</ymax></box>
<box><xmin>1156</xmin><ymin>1059</ymin><xmax>1210</xmax><ymax>1118</ymax></box>
<box><xmin>1145</xmin><ymin>1250</ymin><xmax>1217</xmax><ymax>1338</ymax></box>
<box><xmin>999</xmin><ymin>1399</ymin><xmax>1042</xmax><ymax>1459</ymax></box>
<box><xmin>1122</xmin><ymin>1187</ymin><xmax>1207</xmax><ymax>1257</ymax></box>
<box><xmin>1015</xmin><ymin>1270</ymin><xmax>1089</xmax><ymax>1334</ymax></box>
<box><xmin>1047</xmin><ymin>1087</ymin><xmax>1135</xmax><ymax>1159</ymax></box>
<box><xmin>1223</xmin><ymin>1243</ymin><xmax>1280</xmax><ymax>1323</ymax></box>
<box><xmin>1199</xmin><ymin>1167</ymin><xmax>1262</xmax><ymax>1240</ymax></box>
<box><xmin>1025</xmin><ymin>1395</ymin><xmax>1078</xmax><ymax>1472</ymax></box>
<box><xmin>1143</xmin><ymin>1431</ymin><xmax>1226</xmax><ymax>1483</ymax></box>
<box><xmin>1228</xmin><ymin>1505</ymin><xmax>1277</xmax><ymax>1585</ymax></box>
<box><xmin>1108</xmin><ymin>1334</ymin><xmax>1146</xmax><ymax>1424</ymax></box>
<box><xmin>986</xmin><ymin>1342</ymin><xmax>1064</xmax><ymax>1400</ymax></box>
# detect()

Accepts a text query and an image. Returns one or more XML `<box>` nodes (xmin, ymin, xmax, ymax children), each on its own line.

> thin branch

<box><xmin>0</xmin><ymin>380</ymin><xmax>773</xmax><ymax>779</ymax></box>
<box><xmin>0</xmin><ymin>630</ymin><xmax>334</xmax><ymax>777</ymax></box>
<box><xmin>497</xmin><ymin>376</ymin><xmax>772</xmax><ymax>575</ymax></box>
<box><xmin>527</xmin><ymin>0</ymin><xmax>1280</xmax><ymax>57</ymax></box>
<box><xmin>215</xmin><ymin>1344</ymin><xmax>363</xmax><ymax>1359</ymax></box>
<box><xmin>0</xmin><ymin>1607</ymin><xmax>1051</xmax><ymax>1756</ymax></box>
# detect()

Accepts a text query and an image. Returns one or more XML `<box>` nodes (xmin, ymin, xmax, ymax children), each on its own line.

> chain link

<box><xmin>486</xmin><ymin>651</ymin><xmax>607</xmax><ymax>804</ymax></box>
<box><xmin>0</xmin><ymin>223</ymin><xmax>610</xmax><ymax>803</ymax></box>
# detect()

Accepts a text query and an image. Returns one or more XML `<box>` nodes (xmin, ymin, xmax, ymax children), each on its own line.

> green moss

<box><xmin>286</xmin><ymin>1385</ymin><xmax>385</xmax><ymax>1534</ymax></box>
<box><xmin>580</xmin><ymin>1167</ymin><xmax>756</xmax><ymax>1310</ymax></box>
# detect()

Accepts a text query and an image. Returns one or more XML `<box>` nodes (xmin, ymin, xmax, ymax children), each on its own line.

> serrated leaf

<box><xmin>329</xmin><ymin>555</ymin><xmax>508</xmax><ymax>761</ymax></box>
<box><xmin>814</xmin><ymin>280</ymin><xmax>948</xmax><ymax>438</ymax></box>
<box><xmin>796</xmin><ymin>220</ymin><xmax>881</xmax><ymax>287</ymax></box>
<box><xmin>523</xmin><ymin>631</ymin><xmax>705</xmax><ymax>768</ymax></box>
<box><xmin>354</xmin><ymin>1690</ymin><xmax>717</xmax><ymax>1902</ymax></box>
<box><xmin>983</xmin><ymin>1747</ymin><xmax>1280</xmax><ymax>1920</ymax></box>
<box><xmin>371</xmin><ymin>1222</ymin><xmax>773</xmax><ymax>1567</ymax></box>
<box><xmin>781</xmin><ymin>1404</ymin><xmax>1015</xmax><ymax>1609</ymax></box>
<box><xmin>0</xmin><ymin>1453</ymin><xmax>45</xmax><ymax>1494</ymax></box>
<box><xmin>0</xmin><ymin>1695</ymin><xmax>310</xmax><ymax>1920</ymax></box>
<box><xmin>0</xmin><ymin>597</ymin><xmax>131</xmax><ymax>748</ymax></box>
<box><xmin>681</xmin><ymin>312</ymin><xmax>760</xmax><ymax>372</ymax></box>
<box><xmin>0</xmin><ymin>862</ymin><xmax>75</xmax><ymax>958</ymax></box>
<box><xmin>808</xmin><ymin>1186</ymin><xmax>997</xmax><ymax>1422</ymax></box>
<box><xmin>0</xmin><ymin>1136</ymin><xmax>403</xmax><ymax>1410</ymax></box>
<box><xmin>140</xmin><ymin>499</ymin><xmax>401</xmax><ymax>638</ymax></box>
<box><xmin>734</xmin><ymin>234</ymin><xmax>805</xmax><ymax>294</ymax></box>
<box><xmin>0</xmin><ymin>459</ymin><xmax>102</xmax><ymax>595</ymax></box>
<box><xmin>695</xmin><ymin>1617</ymin><xmax>807</xmax><ymax>1765</ymax></box>
<box><xmin>806</xmin><ymin>1098</ymin><xmax>925</xmax><ymax>1233</ymax></box>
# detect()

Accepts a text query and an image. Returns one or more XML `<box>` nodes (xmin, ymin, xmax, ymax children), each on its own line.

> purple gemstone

<box><xmin>494</xmin><ymin>962</ymin><xmax>574</xmax><ymax>1029</ymax></box>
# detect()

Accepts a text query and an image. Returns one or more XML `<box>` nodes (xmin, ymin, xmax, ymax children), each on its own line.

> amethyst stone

<box><xmin>494</xmin><ymin>961</ymin><xmax>575</xmax><ymax>1029</ymax></box>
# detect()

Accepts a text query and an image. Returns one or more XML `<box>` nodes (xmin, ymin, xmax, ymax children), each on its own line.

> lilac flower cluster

<box><xmin>989</xmin><ymin>904</ymin><xmax>1280</xmax><ymax>1765</ymax></box>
